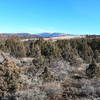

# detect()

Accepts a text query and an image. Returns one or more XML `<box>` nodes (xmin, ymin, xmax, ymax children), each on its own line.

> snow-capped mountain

<box><xmin>37</xmin><ymin>32</ymin><xmax>67</xmax><ymax>37</ymax></box>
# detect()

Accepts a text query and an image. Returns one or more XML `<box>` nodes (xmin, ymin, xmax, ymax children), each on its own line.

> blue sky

<box><xmin>0</xmin><ymin>0</ymin><xmax>100</xmax><ymax>35</ymax></box>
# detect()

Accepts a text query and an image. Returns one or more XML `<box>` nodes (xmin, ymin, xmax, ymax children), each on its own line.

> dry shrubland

<box><xmin>0</xmin><ymin>36</ymin><xmax>100</xmax><ymax>100</ymax></box>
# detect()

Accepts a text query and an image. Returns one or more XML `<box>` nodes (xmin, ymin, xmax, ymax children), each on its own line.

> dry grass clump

<box><xmin>0</xmin><ymin>57</ymin><xmax>23</xmax><ymax>97</ymax></box>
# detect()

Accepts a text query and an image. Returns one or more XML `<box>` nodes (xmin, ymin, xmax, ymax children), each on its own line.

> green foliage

<box><xmin>94</xmin><ymin>50</ymin><xmax>100</xmax><ymax>63</ymax></box>
<box><xmin>40</xmin><ymin>40</ymin><xmax>60</xmax><ymax>58</ymax></box>
<box><xmin>40</xmin><ymin>67</ymin><xmax>54</xmax><ymax>82</ymax></box>
<box><xmin>57</xmin><ymin>40</ymin><xmax>77</xmax><ymax>62</ymax></box>
<box><xmin>86</xmin><ymin>59</ymin><xmax>98</xmax><ymax>78</ymax></box>
<box><xmin>5</xmin><ymin>36</ymin><xmax>26</xmax><ymax>57</ymax></box>
<box><xmin>0</xmin><ymin>40</ymin><xmax>6</xmax><ymax>52</ymax></box>
<box><xmin>30</xmin><ymin>43</ymin><xmax>41</xmax><ymax>57</ymax></box>
<box><xmin>32</xmin><ymin>55</ymin><xmax>45</xmax><ymax>67</ymax></box>
<box><xmin>0</xmin><ymin>36</ymin><xmax>100</xmax><ymax>64</ymax></box>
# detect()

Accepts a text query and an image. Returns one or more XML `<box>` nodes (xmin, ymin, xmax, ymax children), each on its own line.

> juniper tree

<box><xmin>86</xmin><ymin>58</ymin><xmax>97</xmax><ymax>78</ymax></box>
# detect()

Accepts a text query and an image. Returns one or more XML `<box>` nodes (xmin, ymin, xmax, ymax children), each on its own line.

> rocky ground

<box><xmin>0</xmin><ymin>51</ymin><xmax>100</xmax><ymax>100</ymax></box>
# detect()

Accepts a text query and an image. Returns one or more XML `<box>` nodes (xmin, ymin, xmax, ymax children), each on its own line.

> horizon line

<box><xmin>0</xmin><ymin>32</ymin><xmax>100</xmax><ymax>35</ymax></box>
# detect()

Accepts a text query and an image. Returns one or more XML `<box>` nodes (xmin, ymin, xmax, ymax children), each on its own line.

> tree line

<box><xmin>0</xmin><ymin>36</ymin><xmax>99</xmax><ymax>64</ymax></box>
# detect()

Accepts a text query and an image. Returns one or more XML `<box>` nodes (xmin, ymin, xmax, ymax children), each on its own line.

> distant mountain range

<box><xmin>0</xmin><ymin>33</ymin><xmax>99</xmax><ymax>38</ymax></box>
<box><xmin>0</xmin><ymin>32</ymin><xmax>68</xmax><ymax>37</ymax></box>
<box><xmin>15</xmin><ymin>32</ymin><xmax>68</xmax><ymax>37</ymax></box>
<box><xmin>37</xmin><ymin>32</ymin><xmax>68</xmax><ymax>37</ymax></box>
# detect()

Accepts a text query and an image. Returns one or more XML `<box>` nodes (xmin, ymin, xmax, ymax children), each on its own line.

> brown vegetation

<box><xmin>0</xmin><ymin>35</ymin><xmax>100</xmax><ymax>100</ymax></box>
